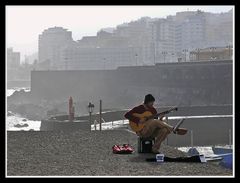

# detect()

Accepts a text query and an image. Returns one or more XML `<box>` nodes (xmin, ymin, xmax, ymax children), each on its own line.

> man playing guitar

<box><xmin>124</xmin><ymin>94</ymin><xmax>187</xmax><ymax>154</ymax></box>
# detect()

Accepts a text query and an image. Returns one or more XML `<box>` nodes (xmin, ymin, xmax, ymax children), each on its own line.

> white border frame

<box><xmin>5</xmin><ymin>5</ymin><xmax>235</xmax><ymax>178</ymax></box>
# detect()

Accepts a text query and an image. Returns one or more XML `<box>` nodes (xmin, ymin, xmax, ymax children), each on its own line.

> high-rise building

<box><xmin>38</xmin><ymin>27</ymin><xmax>73</xmax><ymax>69</ymax></box>
<box><xmin>38</xmin><ymin>10</ymin><xmax>233</xmax><ymax>70</ymax></box>
<box><xmin>7</xmin><ymin>47</ymin><xmax>20</xmax><ymax>69</ymax></box>
<box><xmin>204</xmin><ymin>9</ymin><xmax>233</xmax><ymax>47</ymax></box>
<box><xmin>175</xmin><ymin>10</ymin><xmax>206</xmax><ymax>54</ymax></box>
<box><xmin>59</xmin><ymin>39</ymin><xmax>142</xmax><ymax>70</ymax></box>
<box><xmin>151</xmin><ymin>17</ymin><xmax>177</xmax><ymax>63</ymax></box>
<box><xmin>114</xmin><ymin>17</ymin><xmax>154</xmax><ymax>65</ymax></box>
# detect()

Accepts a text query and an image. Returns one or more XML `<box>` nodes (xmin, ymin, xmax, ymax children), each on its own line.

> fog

<box><xmin>6</xmin><ymin>6</ymin><xmax>233</xmax><ymax>61</ymax></box>
<box><xmin>6</xmin><ymin>6</ymin><xmax>233</xmax><ymax>120</ymax></box>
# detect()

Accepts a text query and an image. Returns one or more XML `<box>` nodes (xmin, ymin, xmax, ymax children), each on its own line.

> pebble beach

<box><xmin>7</xmin><ymin>129</ymin><xmax>232</xmax><ymax>176</ymax></box>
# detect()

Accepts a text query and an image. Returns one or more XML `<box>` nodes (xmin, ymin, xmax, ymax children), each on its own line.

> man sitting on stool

<box><xmin>124</xmin><ymin>94</ymin><xmax>174</xmax><ymax>154</ymax></box>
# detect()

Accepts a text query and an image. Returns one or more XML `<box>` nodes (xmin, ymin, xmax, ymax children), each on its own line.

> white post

<box><xmin>99</xmin><ymin>100</ymin><xmax>102</xmax><ymax>131</ymax></box>
<box><xmin>190</xmin><ymin>130</ymin><xmax>193</xmax><ymax>148</ymax></box>
<box><xmin>175</xmin><ymin>131</ymin><xmax>178</xmax><ymax>148</ymax></box>
<box><xmin>94</xmin><ymin>120</ymin><xmax>96</xmax><ymax>130</ymax></box>
<box><xmin>89</xmin><ymin>111</ymin><xmax>92</xmax><ymax>132</ymax></box>
<box><xmin>229</xmin><ymin>129</ymin><xmax>232</xmax><ymax>146</ymax></box>
<box><xmin>165</xmin><ymin>117</ymin><xmax>169</xmax><ymax>145</ymax></box>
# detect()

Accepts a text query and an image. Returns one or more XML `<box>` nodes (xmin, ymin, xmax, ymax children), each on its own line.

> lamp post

<box><xmin>135</xmin><ymin>54</ymin><xmax>138</xmax><ymax>66</ymax></box>
<box><xmin>226</xmin><ymin>45</ymin><xmax>232</xmax><ymax>59</ymax></box>
<box><xmin>210</xmin><ymin>47</ymin><xmax>216</xmax><ymax>60</ymax></box>
<box><xmin>162</xmin><ymin>51</ymin><xmax>167</xmax><ymax>63</ymax></box>
<box><xmin>87</xmin><ymin>102</ymin><xmax>94</xmax><ymax>131</ymax></box>
<box><xmin>196</xmin><ymin>48</ymin><xmax>200</xmax><ymax>61</ymax></box>
<box><xmin>103</xmin><ymin>58</ymin><xmax>106</xmax><ymax>70</ymax></box>
<box><xmin>64</xmin><ymin>57</ymin><xmax>68</xmax><ymax>70</ymax></box>
<box><xmin>182</xmin><ymin>49</ymin><xmax>188</xmax><ymax>62</ymax></box>
<box><xmin>153</xmin><ymin>43</ymin><xmax>156</xmax><ymax>65</ymax></box>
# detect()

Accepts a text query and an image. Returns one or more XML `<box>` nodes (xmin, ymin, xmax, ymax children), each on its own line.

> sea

<box><xmin>7</xmin><ymin>87</ymin><xmax>41</xmax><ymax>131</ymax></box>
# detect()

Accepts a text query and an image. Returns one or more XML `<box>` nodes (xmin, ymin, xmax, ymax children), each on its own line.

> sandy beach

<box><xmin>7</xmin><ymin>129</ymin><xmax>232</xmax><ymax>176</ymax></box>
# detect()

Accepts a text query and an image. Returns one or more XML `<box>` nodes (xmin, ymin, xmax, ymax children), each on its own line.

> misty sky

<box><xmin>6</xmin><ymin>5</ymin><xmax>233</xmax><ymax>62</ymax></box>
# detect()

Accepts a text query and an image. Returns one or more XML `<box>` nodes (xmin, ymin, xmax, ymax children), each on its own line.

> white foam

<box><xmin>7</xmin><ymin>115</ymin><xmax>41</xmax><ymax>131</ymax></box>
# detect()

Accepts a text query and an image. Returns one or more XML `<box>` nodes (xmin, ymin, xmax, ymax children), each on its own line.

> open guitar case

<box><xmin>146</xmin><ymin>154</ymin><xmax>206</xmax><ymax>163</ymax></box>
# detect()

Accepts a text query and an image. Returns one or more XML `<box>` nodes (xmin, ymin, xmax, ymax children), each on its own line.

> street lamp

<box><xmin>87</xmin><ymin>102</ymin><xmax>94</xmax><ymax>131</ymax></box>
<box><xmin>153</xmin><ymin>43</ymin><xmax>156</xmax><ymax>65</ymax></box>
<box><xmin>103</xmin><ymin>58</ymin><xmax>106</xmax><ymax>70</ymax></box>
<box><xmin>135</xmin><ymin>54</ymin><xmax>138</xmax><ymax>66</ymax></box>
<box><xmin>64</xmin><ymin>57</ymin><xmax>68</xmax><ymax>70</ymax></box>
<box><xmin>196</xmin><ymin>48</ymin><xmax>200</xmax><ymax>61</ymax></box>
<box><xmin>210</xmin><ymin>47</ymin><xmax>216</xmax><ymax>60</ymax></box>
<box><xmin>182</xmin><ymin>49</ymin><xmax>188</xmax><ymax>62</ymax></box>
<box><xmin>226</xmin><ymin>45</ymin><xmax>232</xmax><ymax>59</ymax></box>
<box><xmin>162</xmin><ymin>51</ymin><xmax>167</xmax><ymax>63</ymax></box>
<box><xmin>171</xmin><ymin>53</ymin><xmax>175</xmax><ymax>62</ymax></box>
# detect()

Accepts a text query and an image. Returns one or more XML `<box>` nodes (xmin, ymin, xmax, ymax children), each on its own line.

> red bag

<box><xmin>123</xmin><ymin>144</ymin><xmax>134</xmax><ymax>153</ymax></box>
<box><xmin>112</xmin><ymin>144</ymin><xmax>134</xmax><ymax>154</ymax></box>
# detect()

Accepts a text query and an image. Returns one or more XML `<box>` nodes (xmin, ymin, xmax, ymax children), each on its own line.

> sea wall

<box><xmin>30</xmin><ymin>60</ymin><xmax>232</xmax><ymax>108</ymax></box>
<box><xmin>7</xmin><ymin>80</ymin><xmax>30</xmax><ymax>89</ymax></box>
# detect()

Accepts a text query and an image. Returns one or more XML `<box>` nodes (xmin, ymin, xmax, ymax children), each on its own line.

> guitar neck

<box><xmin>147</xmin><ymin>112</ymin><xmax>167</xmax><ymax>120</ymax></box>
<box><xmin>146</xmin><ymin>108</ymin><xmax>177</xmax><ymax>120</ymax></box>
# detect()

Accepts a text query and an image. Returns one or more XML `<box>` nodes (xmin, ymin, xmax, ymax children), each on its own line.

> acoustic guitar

<box><xmin>129</xmin><ymin>107</ymin><xmax>178</xmax><ymax>132</ymax></box>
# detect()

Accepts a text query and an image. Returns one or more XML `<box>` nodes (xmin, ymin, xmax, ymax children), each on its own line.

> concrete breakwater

<box><xmin>40</xmin><ymin>120</ymin><xmax>90</xmax><ymax>131</ymax></box>
<box><xmin>39</xmin><ymin>105</ymin><xmax>233</xmax><ymax>146</ymax></box>
<box><xmin>70</xmin><ymin>105</ymin><xmax>232</xmax><ymax>123</ymax></box>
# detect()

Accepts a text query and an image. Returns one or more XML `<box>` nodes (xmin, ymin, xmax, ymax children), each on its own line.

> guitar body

<box><xmin>128</xmin><ymin>109</ymin><xmax>188</xmax><ymax>135</ymax></box>
<box><xmin>129</xmin><ymin>111</ymin><xmax>153</xmax><ymax>132</ymax></box>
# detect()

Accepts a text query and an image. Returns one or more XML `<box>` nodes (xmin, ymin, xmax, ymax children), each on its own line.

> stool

<box><xmin>137</xmin><ymin>137</ymin><xmax>155</xmax><ymax>153</ymax></box>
